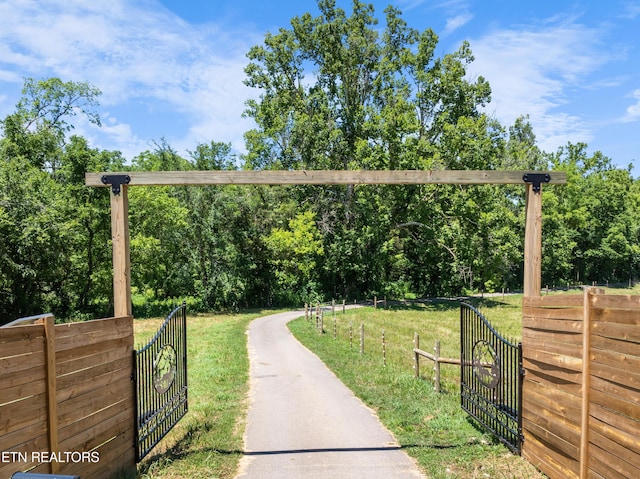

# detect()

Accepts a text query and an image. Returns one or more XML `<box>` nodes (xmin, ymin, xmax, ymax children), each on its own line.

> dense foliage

<box><xmin>1</xmin><ymin>2</ymin><xmax>638</xmax><ymax>322</ymax></box>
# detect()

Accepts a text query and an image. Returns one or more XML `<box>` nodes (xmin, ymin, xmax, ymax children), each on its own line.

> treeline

<box><xmin>1</xmin><ymin>1</ymin><xmax>638</xmax><ymax>321</ymax></box>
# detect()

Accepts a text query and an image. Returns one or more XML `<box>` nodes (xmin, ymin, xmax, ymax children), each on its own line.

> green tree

<box><xmin>543</xmin><ymin>143</ymin><xmax>639</xmax><ymax>285</ymax></box>
<box><xmin>180</xmin><ymin>142</ymin><xmax>271</xmax><ymax>309</ymax></box>
<box><xmin>55</xmin><ymin>136</ymin><xmax>125</xmax><ymax>315</ymax></box>
<box><xmin>0</xmin><ymin>78</ymin><xmax>115</xmax><ymax>322</ymax></box>
<box><xmin>243</xmin><ymin>0</ymin><xmax>500</xmax><ymax>299</ymax></box>
<box><xmin>2</xmin><ymin>77</ymin><xmax>101</xmax><ymax>172</ymax></box>
<box><xmin>264</xmin><ymin>211</ymin><xmax>324</xmax><ymax>304</ymax></box>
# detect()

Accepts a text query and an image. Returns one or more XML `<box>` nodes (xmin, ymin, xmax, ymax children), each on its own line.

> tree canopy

<box><xmin>0</xmin><ymin>1</ymin><xmax>638</xmax><ymax>323</ymax></box>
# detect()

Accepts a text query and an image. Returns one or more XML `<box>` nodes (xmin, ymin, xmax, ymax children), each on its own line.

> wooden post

<box><xmin>414</xmin><ymin>332</ymin><xmax>420</xmax><ymax>378</ymax></box>
<box><xmin>580</xmin><ymin>287</ymin><xmax>602</xmax><ymax>478</ymax></box>
<box><xmin>382</xmin><ymin>329</ymin><xmax>386</xmax><ymax>367</ymax></box>
<box><xmin>524</xmin><ymin>183</ymin><xmax>542</xmax><ymax>297</ymax></box>
<box><xmin>349</xmin><ymin>322</ymin><xmax>353</xmax><ymax>349</ymax></box>
<box><xmin>434</xmin><ymin>340</ymin><xmax>441</xmax><ymax>393</ymax></box>
<box><xmin>110</xmin><ymin>186</ymin><xmax>132</xmax><ymax>317</ymax></box>
<box><xmin>43</xmin><ymin>315</ymin><xmax>59</xmax><ymax>474</ymax></box>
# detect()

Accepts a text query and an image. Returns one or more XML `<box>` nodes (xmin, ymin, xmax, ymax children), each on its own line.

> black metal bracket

<box><xmin>523</xmin><ymin>173</ymin><xmax>550</xmax><ymax>193</ymax></box>
<box><xmin>101</xmin><ymin>174</ymin><xmax>131</xmax><ymax>195</ymax></box>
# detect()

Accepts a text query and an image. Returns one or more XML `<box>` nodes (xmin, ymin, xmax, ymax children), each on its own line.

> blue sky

<box><xmin>0</xmin><ymin>0</ymin><xmax>638</xmax><ymax>171</ymax></box>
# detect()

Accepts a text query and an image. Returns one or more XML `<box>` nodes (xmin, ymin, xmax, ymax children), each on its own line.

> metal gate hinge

<box><xmin>101</xmin><ymin>174</ymin><xmax>131</xmax><ymax>195</ymax></box>
<box><xmin>523</xmin><ymin>173</ymin><xmax>550</xmax><ymax>193</ymax></box>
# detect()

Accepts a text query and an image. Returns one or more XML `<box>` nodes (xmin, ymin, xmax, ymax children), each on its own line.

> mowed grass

<box><xmin>133</xmin><ymin>310</ymin><xmax>271</xmax><ymax>479</ymax></box>
<box><xmin>129</xmin><ymin>284</ymin><xmax>639</xmax><ymax>478</ymax></box>
<box><xmin>288</xmin><ymin>296</ymin><xmax>545</xmax><ymax>479</ymax></box>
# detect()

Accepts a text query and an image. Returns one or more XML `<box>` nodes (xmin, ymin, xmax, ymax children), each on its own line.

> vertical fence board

<box><xmin>43</xmin><ymin>315</ymin><xmax>59</xmax><ymax>474</ymax></box>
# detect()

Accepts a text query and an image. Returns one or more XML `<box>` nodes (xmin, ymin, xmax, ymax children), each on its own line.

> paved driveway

<box><xmin>234</xmin><ymin>310</ymin><xmax>425</xmax><ymax>479</ymax></box>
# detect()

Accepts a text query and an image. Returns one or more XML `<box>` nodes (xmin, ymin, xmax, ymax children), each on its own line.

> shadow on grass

<box><xmin>138</xmin><ymin>427</ymin><xmax>478</xmax><ymax>473</ymax></box>
<box><xmin>137</xmin><ymin>417</ymin><xmax>244</xmax><ymax>475</ymax></box>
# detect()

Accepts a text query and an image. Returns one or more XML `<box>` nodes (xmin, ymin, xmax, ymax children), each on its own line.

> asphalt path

<box><xmin>234</xmin><ymin>310</ymin><xmax>425</xmax><ymax>479</ymax></box>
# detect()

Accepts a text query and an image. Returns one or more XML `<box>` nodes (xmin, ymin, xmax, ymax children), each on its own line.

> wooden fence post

<box><xmin>110</xmin><ymin>185</ymin><xmax>132</xmax><ymax>317</ymax></box>
<box><xmin>382</xmin><ymin>329</ymin><xmax>386</xmax><ymax>367</ymax></box>
<box><xmin>414</xmin><ymin>332</ymin><xmax>420</xmax><ymax>378</ymax></box>
<box><xmin>580</xmin><ymin>287</ymin><xmax>601</xmax><ymax>478</ymax></box>
<box><xmin>524</xmin><ymin>183</ymin><xmax>542</xmax><ymax>297</ymax></box>
<box><xmin>434</xmin><ymin>340</ymin><xmax>441</xmax><ymax>393</ymax></box>
<box><xmin>43</xmin><ymin>315</ymin><xmax>59</xmax><ymax>474</ymax></box>
<box><xmin>349</xmin><ymin>322</ymin><xmax>353</xmax><ymax>349</ymax></box>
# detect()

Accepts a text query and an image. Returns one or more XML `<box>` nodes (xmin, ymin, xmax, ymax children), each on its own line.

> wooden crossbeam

<box><xmin>86</xmin><ymin>170</ymin><xmax>566</xmax><ymax>187</ymax></box>
<box><xmin>87</xmin><ymin>169</ymin><xmax>564</xmax><ymax>316</ymax></box>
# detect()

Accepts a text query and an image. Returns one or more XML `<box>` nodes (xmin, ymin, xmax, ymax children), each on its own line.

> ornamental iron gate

<box><xmin>460</xmin><ymin>302</ymin><xmax>523</xmax><ymax>454</ymax></box>
<box><xmin>134</xmin><ymin>302</ymin><xmax>188</xmax><ymax>462</ymax></box>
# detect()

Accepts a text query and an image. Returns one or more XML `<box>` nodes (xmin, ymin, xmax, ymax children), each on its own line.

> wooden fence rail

<box><xmin>0</xmin><ymin>315</ymin><xmax>136</xmax><ymax>479</ymax></box>
<box><xmin>413</xmin><ymin>333</ymin><xmax>461</xmax><ymax>393</ymax></box>
<box><xmin>305</xmin><ymin>302</ymin><xmax>463</xmax><ymax>389</ymax></box>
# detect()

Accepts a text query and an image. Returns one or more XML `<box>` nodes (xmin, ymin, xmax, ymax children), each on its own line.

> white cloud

<box><xmin>468</xmin><ymin>18</ymin><xmax>609</xmax><ymax>152</ymax></box>
<box><xmin>0</xmin><ymin>0</ymin><xmax>261</xmax><ymax>159</ymax></box>
<box><xmin>443</xmin><ymin>11</ymin><xmax>473</xmax><ymax>36</ymax></box>
<box><xmin>621</xmin><ymin>2</ymin><xmax>640</xmax><ymax>19</ymax></box>
<box><xmin>621</xmin><ymin>89</ymin><xmax>640</xmax><ymax>123</ymax></box>
<box><xmin>396</xmin><ymin>0</ymin><xmax>429</xmax><ymax>11</ymax></box>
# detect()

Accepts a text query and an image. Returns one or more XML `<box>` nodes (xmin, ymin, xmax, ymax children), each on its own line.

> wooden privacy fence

<box><xmin>0</xmin><ymin>315</ymin><xmax>136</xmax><ymax>479</ymax></box>
<box><xmin>522</xmin><ymin>289</ymin><xmax>640</xmax><ymax>479</ymax></box>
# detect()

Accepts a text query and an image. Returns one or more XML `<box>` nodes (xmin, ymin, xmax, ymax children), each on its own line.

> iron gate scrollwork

<box><xmin>460</xmin><ymin>302</ymin><xmax>523</xmax><ymax>454</ymax></box>
<box><xmin>133</xmin><ymin>302</ymin><xmax>188</xmax><ymax>462</ymax></box>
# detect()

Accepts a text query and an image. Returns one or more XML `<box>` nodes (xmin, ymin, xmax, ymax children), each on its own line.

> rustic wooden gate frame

<box><xmin>85</xmin><ymin>170</ymin><xmax>566</xmax><ymax>316</ymax></box>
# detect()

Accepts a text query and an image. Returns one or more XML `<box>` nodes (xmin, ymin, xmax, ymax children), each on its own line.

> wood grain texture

<box><xmin>522</xmin><ymin>291</ymin><xmax>640</xmax><ymax>479</ymax></box>
<box><xmin>86</xmin><ymin>169</ymin><xmax>567</xmax><ymax>186</ymax></box>
<box><xmin>0</xmin><ymin>316</ymin><xmax>136</xmax><ymax>479</ymax></box>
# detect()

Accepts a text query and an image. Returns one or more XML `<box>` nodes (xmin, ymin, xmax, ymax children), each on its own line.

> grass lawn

<box><xmin>289</xmin><ymin>295</ymin><xmax>545</xmax><ymax>479</ymax></box>
<box><xmin>133</xmin><ymin>309</ymin><xmax>271</xmax><ymax>479</ymax></box>
<box><xmin>130</xmin><ymin>284</ymin><xmax>639</xmax><ymax>478</ymax></box>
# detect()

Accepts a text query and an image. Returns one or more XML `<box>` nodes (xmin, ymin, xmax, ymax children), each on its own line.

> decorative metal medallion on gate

<box><xmin>472</xmin><ymin>340</ymin><xmax>501</xmax><ymax>389</ymax></box>
<box><xmin>153</xmin><ymin>344</ymin><xmax>177</xmax><ymax>394</ymax></box>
